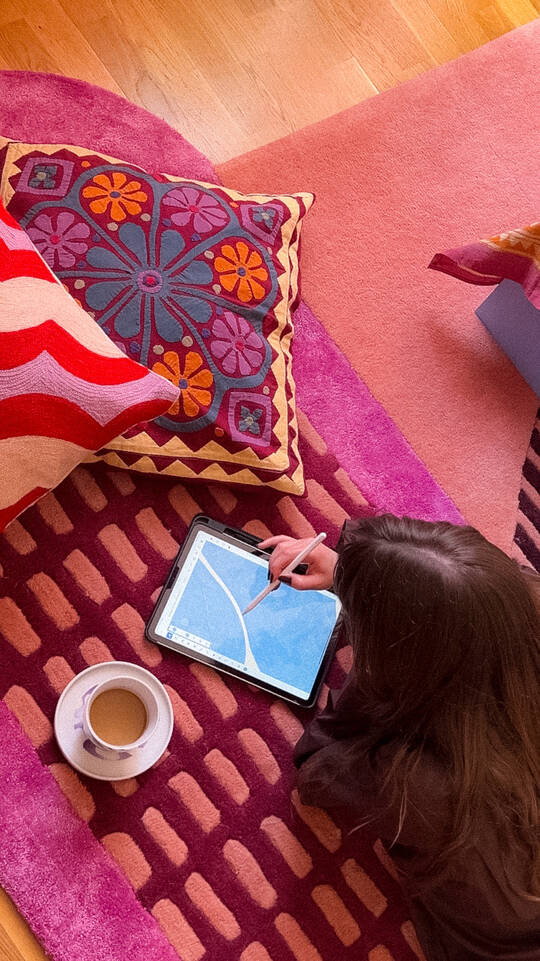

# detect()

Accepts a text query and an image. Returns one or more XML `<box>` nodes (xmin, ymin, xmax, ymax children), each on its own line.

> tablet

<box><xmin>145</xmin><ymin>516</ymin><xmax>341</xmax><ymax>707</ymax></box>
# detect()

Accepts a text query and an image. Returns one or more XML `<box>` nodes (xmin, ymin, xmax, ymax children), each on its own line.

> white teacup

<box><xmin>81</xmin><ymin>674</ymin><xmax>159</xmax><ymax>762</ymax></box>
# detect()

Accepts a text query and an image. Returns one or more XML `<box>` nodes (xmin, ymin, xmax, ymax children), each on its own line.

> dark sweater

<box><xmin>294</xmin><ymin>675</ymin><xmax>540</xmax><ymax>960</ymax></box>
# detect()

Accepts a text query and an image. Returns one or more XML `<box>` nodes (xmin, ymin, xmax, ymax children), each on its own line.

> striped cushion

<box><xmin>0</xmin><ymin>202</ymin><xmax>179</xmax><ymax>531</ymax></box>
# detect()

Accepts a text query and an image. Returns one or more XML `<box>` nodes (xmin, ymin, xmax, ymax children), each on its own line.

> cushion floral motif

<box><xmin>0</xmin><ymin>138</ymin><xmax>313</xmax><ymax>493</ymax></box>
<box><xmin>0</xmin><ymin>199</ymin><xmax>179</xmax><ymax>532</ymax></box>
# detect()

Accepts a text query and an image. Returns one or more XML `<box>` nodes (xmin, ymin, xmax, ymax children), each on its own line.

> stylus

<box><xmin>242</xmin><ymin>532</ymin><xmax>327</xmax><ymax>614</ymax></box>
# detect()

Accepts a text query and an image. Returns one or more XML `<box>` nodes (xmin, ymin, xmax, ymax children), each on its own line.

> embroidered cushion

<box><xmin>0</xmin><ymin>138</ymin><xmax>313</xmax><ymax>494</ymax></box>
<box><xmin>0</xmin><ymin>199</ymin><xmax>178</xmax><ymax>532</ymax></box>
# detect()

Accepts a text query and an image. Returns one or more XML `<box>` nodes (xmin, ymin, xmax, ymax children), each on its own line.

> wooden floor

<box><xmin>0</xmin><ymin>0</ymin><xmax>538</xmax><ymax>162</ymax></box>
<box><xmin>0</xmin><ymin>0</ymin><xmax>538</xmax><ymax>958</ymax></box>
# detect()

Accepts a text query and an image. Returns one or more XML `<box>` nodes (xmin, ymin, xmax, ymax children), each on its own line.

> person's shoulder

<box><xmin>374</xmin><ymin>745</ymin><xmax>451</xmax><ymax>849</ymax></box>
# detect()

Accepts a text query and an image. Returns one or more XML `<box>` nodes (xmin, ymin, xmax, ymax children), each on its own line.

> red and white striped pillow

<box><xmin>0</xmin><ymin>202</ymin><xmax>179</xmax><ymax>531</ymax></box>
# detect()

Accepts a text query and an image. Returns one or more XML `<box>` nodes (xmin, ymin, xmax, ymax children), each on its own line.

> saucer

<box><xmin>54</xmin><ymin>661</ymin><xmax>173</xmax><ymax>781</ymax></box>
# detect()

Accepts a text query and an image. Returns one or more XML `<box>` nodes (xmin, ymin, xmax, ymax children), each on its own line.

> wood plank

<box><xmin>0</xmin><ymin>890</ymin><xmax>47</xmax><ymax>961</ymax></box>
<box><xmin>186</xmin><ymin>0</ymin><xmax>378</xmax><ymax>129</ymax></box>
<box><xmin>57</xmin><ymin>0</ymin><xmax>250</xmax><ymax>160</ymax></box>
<box><xmin>423</xmin><ymin>0</ymin><xmax>498</xmax><ymax>46</ymax></box>
<box><xmin>496</xmin><ymin>0</ymin><xmax>540</xmax><ymax>23</ymax></box>
<box><xmin>313</xmin><ymin>0</ymin><xmax>439</xmax><ymax>89</ymax></box>
<box><xmin>0</xmin><ymin>1</ymin><xmax>123</xmax><ymax>94</ymax></box>
<box><xmin>0</xmin><ymin>19</ymin><xmax>60</xmax><ymax>73</ymax></box>
<box><xmin>391</xmin><ymin>0</ymin><xmax>470</xmax><ymax>59</ymax></box>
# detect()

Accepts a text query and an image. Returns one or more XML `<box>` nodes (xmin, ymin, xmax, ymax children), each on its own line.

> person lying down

<box><xmin>260</xmin><ymin>514</ymin><xmax>540</xmax><ymax>961</ymax></box>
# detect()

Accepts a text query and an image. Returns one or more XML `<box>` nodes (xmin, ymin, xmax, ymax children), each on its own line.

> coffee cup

<box><xmin>80</xmin><ymin>674</ymin><xmax>159</xmax><ymax>762</ymax></box>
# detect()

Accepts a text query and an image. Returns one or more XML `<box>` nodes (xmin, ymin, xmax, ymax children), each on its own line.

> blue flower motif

<box><xmin>29</xmin><ymin>164</ymin><xmax>58</xmax><ymax>190</ymax></box>
<box><xmin>79</xmin><ymin>221</ymin><xmax>213</xmax><ymax>363</ymax></box>
<box><xmin>252</xmin><ymin>206</ymin><xmax>276</xmax><ymax>229</ymax></box>
<box><xmin>238</xmin><ymin>405</ymin><xmax>262</xmax><ymax>435</ymax></box>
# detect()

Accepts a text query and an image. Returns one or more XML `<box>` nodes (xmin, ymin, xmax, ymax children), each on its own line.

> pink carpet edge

<box><xmin>219</xmin><ymin>20</ymin><xmax>540</xmax><ymax>172</ymax></box>
<box><xmin>0</xmin><ymin>69</ymin><xmax>216</xmax><ymax>183</ymax></box>
<box><xmin>0</xmin><ymin>701</ymin><xmax>179</xmax><ymax>961</ymax></box>
<box><xmin>293</xmin><ymin>302</ymin><xmax>464</xmax><ymax>523</ymax></box>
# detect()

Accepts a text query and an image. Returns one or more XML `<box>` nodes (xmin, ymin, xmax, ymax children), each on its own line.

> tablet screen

<box><xmin>153</xmin><ymin>529</ymin><xmax>340</xmax><ymax>701</ymax></box>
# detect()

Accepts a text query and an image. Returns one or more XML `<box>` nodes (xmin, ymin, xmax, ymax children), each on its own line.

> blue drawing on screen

<box><xmin>165</xmin><ymin>539</ymin><xmax>337</xmax><ymax>692</ymax></box>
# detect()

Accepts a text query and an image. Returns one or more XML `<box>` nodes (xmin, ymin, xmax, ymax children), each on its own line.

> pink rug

<box><xmin>218</xmin><ymin>20</ymin><xmax>540</xmax><ymax>553</ymax></box>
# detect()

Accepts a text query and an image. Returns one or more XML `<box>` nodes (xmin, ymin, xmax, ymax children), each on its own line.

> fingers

<box><xmin>268</xmin><ymin>544</ymin><xmax>304</xmax><ymax>580</ymax></box>
<box><xmin>257</xmin><ymin>535</ymin><xmax>329</xmax><ymax>587</ymax></box>
<box><xmin>286</xmin><ymin>572</ymin><xmax>330</xmax><ymax>591</ymax></box>
<box><xmin>258</xmin><ymin>536</ymin><xmax>298</xmax><ymax>580</ymax></box>
<box><xmin>258</xmin><ymin>535</ymin><xmax>295</xmax><ymax>549</ymax></box>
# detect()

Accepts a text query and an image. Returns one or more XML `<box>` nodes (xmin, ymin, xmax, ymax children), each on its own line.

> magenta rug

<box><xmin>0</xmin><ymin>460</ymin><xmax>425</xmax><ymax>961</ymax></box>
<box><xmin>0</xmin><ymin>700</ymin><xmax>179</xmax><ymax>961</ymax></box>
<box><xmin>0</xmin><ymin>69</ymin><xmax>451</xmax><ymax>961</ymax></box>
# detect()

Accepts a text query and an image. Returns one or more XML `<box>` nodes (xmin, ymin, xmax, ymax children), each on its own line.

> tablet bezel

<box><xmin>145</xmin><ymin>515</ymin><xmax>341</xmax><ymax>708</ymax></box>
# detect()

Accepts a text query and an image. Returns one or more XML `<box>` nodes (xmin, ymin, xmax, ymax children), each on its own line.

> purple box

<box><xmin>475</xmin><ymin>279</ymin><xmax>540</xmax><ymax>397</ymax></box>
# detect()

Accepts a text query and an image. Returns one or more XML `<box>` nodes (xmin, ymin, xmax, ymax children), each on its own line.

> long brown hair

<box><xmin>333</xmin><ymin>515</ymin><xmax>540</xmax><ymax>893</ymax></box>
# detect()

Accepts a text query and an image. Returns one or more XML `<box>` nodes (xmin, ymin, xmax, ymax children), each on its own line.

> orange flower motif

<box><xmin>152</xmin><ymin>350</ymin><xmax>213</xmax><ymax>418</ymax></box>
<box><xmin>82</xmin><ymin>172</ymin><xmax>147</xmax><ymax>222</ymax></box>
<box><xmin>214</xmin><ymin>240</ymin><xmax>268</xmax><ymax>303</ymax></box>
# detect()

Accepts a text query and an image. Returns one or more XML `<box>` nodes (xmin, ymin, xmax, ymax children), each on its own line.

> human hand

<box><xmin>258</xmin><ymin>535</ymin><xmax>338</xmax><ymax>591</ymax></box>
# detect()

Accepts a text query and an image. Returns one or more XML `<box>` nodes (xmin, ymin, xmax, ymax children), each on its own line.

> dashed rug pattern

<box><xmin>0</xmin><ymin>418</ymin><xmax>425</xmax><ymax>961</ymax></box>
<box><xmin>513</xmin><ymin>409</ymin><xmax>540</xmax><ymax>573</ymax></box>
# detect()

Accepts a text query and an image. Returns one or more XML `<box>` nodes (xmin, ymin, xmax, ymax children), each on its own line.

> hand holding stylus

<box><xmin>243</xmin><ymin>533</ymin><xmax>332</xmax><ymax>614</ymax></box>
<box><xmin>260</xmin><ymin>533</ymin><xmax>338</xmax><ymax>591</ymax></box>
